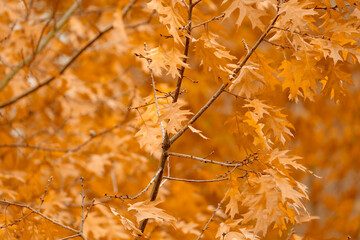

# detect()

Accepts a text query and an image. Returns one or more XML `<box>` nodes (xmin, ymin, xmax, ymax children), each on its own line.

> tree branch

<box><xmin>0</xmin><ymin>0</ymin><xmax>82</xmax><ymax>91</ymax></box>
<box><xmin>163</xmin><ymin>176</ymin><xmax>229</xmax><ymax>183</ymax></box>
<box><xmin>173</xmin><ymin>0</ymin><xmax>195</xmax><ymax>103</ymax></box>
<box><xmin>191</xmin><ymin>13</ymin><xmax>225</xmax><ymax>30</ymax></box>
<box><xmin>105</xmin><ymin>169</ymin><xmax>161</xmax><ymax>200</ymax></box>
<box><xmin>136</xmin><ymin>4</ymin><xmax>281</xmax><ymax>236</ymax></box>
<box><xmin>0</xmin><ymin>0</ymin><xmax>139</xmax><ymax>109</ymax></box>
<box><xmin>0</xmin><ymin>200</ymin><xmax>80</xmax><ymax>235</ymax></box>
<box><xmin>196</xmin><ymin>200</ymin><xmax>223</xmax><ymax>240</ymax></box>
<box><xmin>170</xmin><ymin>12</ymin><xmax>280</xmax><ymax>145</ymax></box>
<box><xmin>0</xmin><ymin>25</ymin><xmax>113</xmax><ymax>109</ymax></box>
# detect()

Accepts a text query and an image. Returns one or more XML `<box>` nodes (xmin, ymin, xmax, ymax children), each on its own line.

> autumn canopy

<box><xmin>0</xmin><ymin>0</ymin><xmax>359</xmax><ymax>239</ymax></box>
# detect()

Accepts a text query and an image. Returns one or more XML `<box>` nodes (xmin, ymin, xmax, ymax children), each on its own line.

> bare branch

<box><xmin>191</xmin><ymin>13</ymin><xmax>225</xmax><ymax>29</ymax></box>
<box><xmin>223</xmin><ymin>89</ymin><xmax>253</xmax><ymax>100</ymax></box>
<box><xmin>125</xmin><ymin>10</ymin><xmax>155</xmax><ymax>28</ymax></box>
<box><xmin>173</xmin><ymin>0</ymin><xmax>198</xmax><ymax>103</ymax></box>
<box><xmin>0</xmin><ymin>200</ymin><xmax>80</xmax><ymax>234</ymax></box>
<box><xmin>105</xmin><ymin>169</ymin><xmax>161</xmax><ymax>200</ymax></box>
<box><xmin>0</xmin><ymin>122</ymin><xmax>122</xmax><ymax>158</ymax></box>
<box><xmin>0</xmin><ymin>143</ymin><xmax>72</xmax><ymax>152</ymax></box>
<box><xmin>83</xmin><ymin>199</ymin><xmax>95</xmax><ymax>222</ymax></box>
<box><xmin>0</xmin><ymin>24</ymin><xmax>113</xmax><ymax>109</ymax></box>
<box><xmin>192</xmin><ymin>0</ymin><xmax>202</xmax><ymax>8</ymax></box>
<box><xmin>272</xmin><ymin>26</ymin><xmax>331</xmax><ymax>40</ymax></box>
<box><xmin>196</xmin><ymin>200</ymin><xmax>223</xmax><ymax>240</ymax></box>
<box><xmin>144</xmin><ymin>43</ymin><xmax>166</xmax><ymax>139</ymax></box>
<box><xmin>58</xmin><ymin>234</ymin><xmax>81</xmax><ymax>240</ymax></box>
<box><xmin>163</xmin><ymin>176</ymin><xmax>229</xmax><ymax>183</ymax></box>
<box><xmin>38</xmin><ymin>176</ymin><xmax>53</xmax><ymax>211</ymax></box>
<box><xmin>263</xmin><ymin>39</ymin><xmax>291</xmax><ymax>49</ymax></box>
<box><xmin>80</xmin><ymin>177</ymin><xmax>86</xmax><ymax>233</ymax></box>
<box><xmin>242</xmin><ymin>39</ymin><xmax>250</xmax><ymax>53</ymax></box>
<box><xmin>0</xmin><ymin>0</ymin><xmax>82</xmax><ymax>91</ymax></box>
<box><xmin>55</xmin><ymin>122</ymin><xmax>122</xmax><ymax>162</ymax></box>
<box><xmin>170</xmin><ymin>12</ymin><xmax>280</xmax><ymax>145</ymax></box>
<box><xmin>0</xmin><ymin>0</ymin><xmax>138</xmax><ymax>108</ymax></box>
<box><xmin>169</xmin><ymin>152</ymin><xmax>257</xmax><ymax>168</ymax></box>
<box><xmin>122</xmin><ymin>0</ymin><xmax>138</xmax><ymax>18</ymax></box>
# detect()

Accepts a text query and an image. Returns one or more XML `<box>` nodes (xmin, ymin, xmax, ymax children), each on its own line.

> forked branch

<box><xmin>0</xmin><ymin>0</ymin><xmax>82</xmax><ymax>91</ymax></box>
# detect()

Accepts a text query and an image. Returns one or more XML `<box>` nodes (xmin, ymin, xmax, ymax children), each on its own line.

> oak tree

<box><xmin>0</xmin><ymin>0</ymin><xmax>359</xmax><ymax>239</ymax></box>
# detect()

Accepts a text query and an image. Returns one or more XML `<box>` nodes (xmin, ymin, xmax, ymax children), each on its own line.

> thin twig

<box><xmin>169</xmin><ymin>152</ymin><xmax>256</xmax><ymax>168</ymax></box>
<box><xmin>173</xmin><ymin>0</ymin><xmax>196</xmax><ymax>103</ymax></box>
<box><xmin>105</xmin><ymin>169</ymin><xmax>161</xmax><ymax>200</ymax></box>
<box><xmin>263</xmin><ymin>39</ymin><xmax>291</xmax><ymax>49</ymax></box>
<box><xmin>242</xmin><ymin>39</ymin><xmax>250</xmax><ymax>53</ymax></box>
<box><xmin>191</xmin><ymin>13</ymin><xmax>225</xmax><ymax>29</ymax></box>
<box><xmin>192</xmin><ymin>0</ymin><xmax>202</xmax><ymax>7</ymax></box>
<box><xmin>196</xmin><ymin>200</ymin><xmax>223</xmax><ymax>240</ymax></box>
<box><xmin>38</xmin><ymin>176</ymin><xmax>53</xmax><ymax>211</ymax></box>
<box><xmin>0</xmin><ymin>0</ymin><xmax>82</xmax><ymax>91</ymax></box>
<box><xmin>122</xmin><ymin>0</ymin><xmax>138</xmax><ymax>18</ymax></box>
<box><xmin>0</xmin><ymin>200</ymin><xmax>80</xmax><ymax>234</ymax></box>
<box><xmin>182</xmin><ymin>0</ymin><xmax>190</xmax><ymax>11</ymax></box>
<box><xmin>125</xmin><ymin>10</ymin><xmax>155</xmax><ymax>28</ymax></box>
<box><xmin>55</xmin><ymin>122</ymin><xmax>122</xmax><ymax>162</ymax></box>
<box><xmin>0</xmin><ymin>24</ymin><xmax>113</xmax><ymax>109</ymax></box>
<box><xmin>183</xmin><ymin>75</ymin><xmax>198</xmax><ymax>83</ymax></box>
<box><xmin>0</xmin><ymin>0</ymin><xmax>139</xmax><ymax>108</ymax></box>
<box><xmin>223</xmin><ymin>89</ymin><xmax>252</xmax><ymax>100</ymax></box>
<box><xmin>272</xmin><ymin>26</ymin><xmax>331</xmax><ymax>40</ymax></box>
<box><xmin>80</xmin><ymin>177</ymin><xmax>86</xmax><ymax>233</ymax></box>
<box><xmin>0</xmin><ymin>143</ymin><xmax>72</xmax><ymax>152</ymax></box>
<box><xmin>170</xmin><ymin>12</ymin><xmax>280</xmax><ymax>145</ymax></box>
<box><xmin>163</xmin><ymin>176</ymin><xmax>229</xmax><ymax>183</ymax></box>
<box><xmin>145</xmin><ymin>43</ymin><xmax>165</xmax><ymax>139</ymax></box>
<box><xmin>83</xmin><ymin>199</ymin><xmax>95</xmax><ymax>222</ymax></box>
<box><xmin>286</xmin><ymin>228</ymin><xmax>295</xmax><ymax>240</ymax></box>
<box><xmin>0</xmin><ymin>123</ymin><xmax>122</xmax><ymax>156</ymax></box>
<box><xmin>1</xmin><ymin>176</ymin><xmax>54</xmax><ymax>229</ymax></box>
<box><xmin>58</xmin><ymin>234</ymin><xmax>81</xmax><ymax>240</ymax></box>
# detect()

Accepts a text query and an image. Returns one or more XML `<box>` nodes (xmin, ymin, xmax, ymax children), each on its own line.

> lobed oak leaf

<box><xmin>262</xmin><ymin>108</ymin><xmax>294</xmax><ymax>145</ymax></box>
<box><xmin>265</xmin><ymin>169</ymin><xmax>307</xmax><ymax>210</ymax></box>
<box><xmin>278</xmin><ymin>56</ymin><xmax>319</xmax><ymax>102</ymax></box>
<box><xmin>224</xmin><ymin>231</ymin><xmax>246</xmax><ymax>240</ymax></box>
<box><xmin>255</xmin><ymin>53</ymin><xmax>281</xmax><ymax>89</ymax></box>
<box><xmin>135</xmin><ymin>122</ymin><xmax>163</xmax><ymax>157</ymax></box>
<box><xmin>225</xmin><ymin>112</ymin><xmax>266</xmax><ymax>152</ymax></box>
<box><xmin>216</xmin><ymin>219</ymin><xmax>261</xmax><ymax>239</ymax></box>
<box><xmin>229</xmin><ymin>62</ymin><xmax>265</xmax><ymax>98</ymax></box>
<box><xmin>175</xmin><ymin>220</ymin><xmax>201</xmax><ymax>235</ymax></box>
<box><xmin>277</xmin><ymin>0</ymin><xmax>317</xmax><ymax>32</ymax></box>
<box><xmin>146</xmin><ymin>46</ymin><xmax>189</xmax><ymax>78</ymax></box>
<box><xmin>87</xmin><ymin>154</ymin><xmax>111</xmax><ymax>177</ymax></box>
<box><xmin>243</xmin><ymin>99</ymin><xmax>271</xmax><ymax>120</ymax></box>
<box><xmin>222</xmin><ymin>0</ymin><xmax>275</xmax><ymax>30</ymax></box>
<box><xmin>166</xmin><ymin>47</ymin><xmax>189</xmax><ymax>78</ymax></box>
<box><xmin>159</xmin><ymin>101</ymin><xmax>192</xmax><ymax>134</ymax></box>
<box><xmin>193</xmin><ymin>31</ymin><xmax>236</xmax><ymax>81</ymax></box>
<box><xmin>147</xmin><ymin>0</ymin><xmax>185</xmax><ymax>43</ymax></box>
<box><xmin>223</xmin><ymin>175</ymin><xmax>242</xmax><ymax>218</ymax></box>
<box><xmin>320</xmin><ymin>62</ymin><xmax>353</xmax><ymax>102</ymax></box>
<box><xmin>84</xmin><ymin>210</ymin><xmax>129</xmax><ymax>239</ymax></box>
<box><xmin>128</xmin><ymin>200</ymin><xmax>177</xmax><ymax>224</ymax></box>
<box><xmin>110</xmin><ymin>207</ymin><xmax>143</xmax><ymax>237</ymax></box>
<box><xmin>146</xmin><ymin>46</ymin><xmax>169</xmax><ymax>76</ymax></box>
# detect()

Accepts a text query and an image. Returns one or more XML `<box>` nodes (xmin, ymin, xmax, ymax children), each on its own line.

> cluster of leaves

<box><xmin>0</xmin><ymin>0</ymin><xmax>359</xmax><ymax>239</ymax></box>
